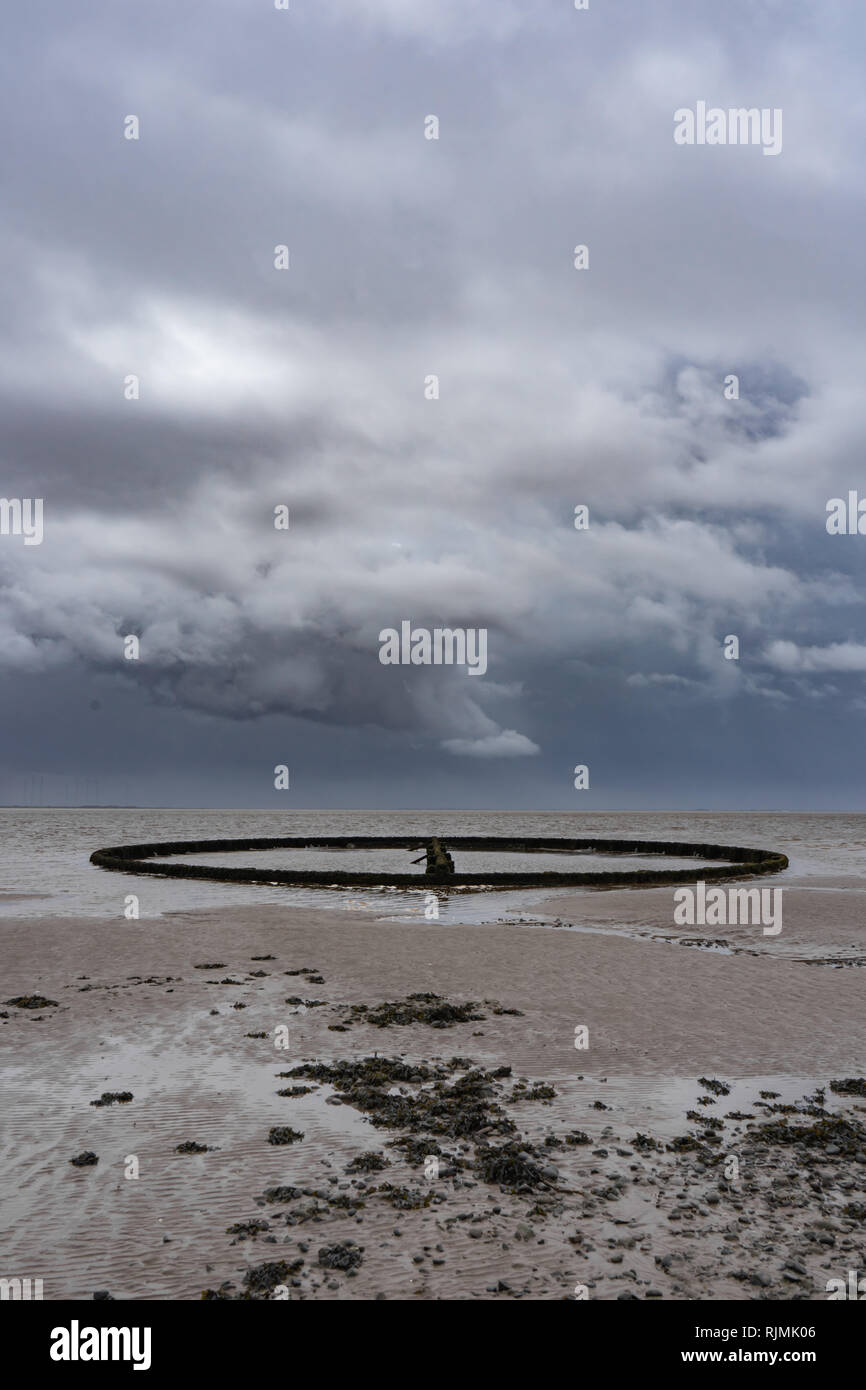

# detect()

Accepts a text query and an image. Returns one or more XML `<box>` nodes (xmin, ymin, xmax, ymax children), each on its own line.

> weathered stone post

<box><xmin>425</xmin><ymin>837</ymin><xmax>455</xmax><ymax>879</ymax></box>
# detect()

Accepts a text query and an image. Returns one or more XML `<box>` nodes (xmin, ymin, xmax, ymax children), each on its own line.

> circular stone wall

<box><xmin>89</xmin><ymin>836</ymin><xmax>789</xmax><ymax>888</ymax></box>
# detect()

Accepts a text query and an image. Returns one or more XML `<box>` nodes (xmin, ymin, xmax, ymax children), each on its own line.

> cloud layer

<box><xmin>1</xmin><ymin>0</ymin><xmax>865</xmax><ymax>806</ymax></box>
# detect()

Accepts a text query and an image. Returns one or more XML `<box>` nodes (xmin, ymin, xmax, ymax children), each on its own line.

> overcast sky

<box><xmin>1</xmin><ymin>0</ymin><xmax>865</xmax><ymax>810</ymax></box>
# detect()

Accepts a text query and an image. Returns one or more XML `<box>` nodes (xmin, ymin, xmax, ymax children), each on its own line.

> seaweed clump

<box><xmin>226</xmin><ymin>1220</ymin><xmax>270</xmax><ymax>1237</ymax></box>
<box><xmin>375</xmin><ymin>1184</ymin><xmax>432</xmax><ymax>1210</ymax></box>
<box><xmin>268</xmin><ymin>1126</ymin><xmax>304</xmax><ymax>1146</ymax></box>
<box><xmin>201</xmin><ymin>1257</ymin><xmax>305</xmax><ymax>1301</ymax></box>
<box><xmin>6</xmin><ymin>995</ymin><xmax>58</xmax><ymax>1009</ymax></box>
<box><xmin>830</xmin><ymin>1078</ymin><xmax>866</xmax><ymax>1097</ymax></box>
<box><xmin>697</xmin><ymin>1077</ymin><xmax>730</xmax><ymax>1096</ymax></box>
<box><xmin>243</xmin><ymin>1259</ymin><xmax>303</xmax><ymax>1295</ymax></box>
<box><xmin>510</xmin><ymin>1083</ymin><xmax>556</xmax><ymax>1102</ymax></box>
<box><xmin>751</xmin><ymin>1114</ymin><xmax>865</xmax><ymax>1158</ymax></box>
<box><xmin>474</xmin><ymin>1143</ymin><xmax>548</xmax><ymax>1191</ymax></box>
<box><xmin>668</xmin><ymin>1135</ymin><xmax>703</xmax><ymax>1153</ymax></box>
<box><xmin>259</xmin><ymin>1185</ymin><xmax>302</xmax><ymax>1204</ymax></box>
<box><xmin>345</xmin><ymin>993</ymin><xmax>486</xmax><ymax>1029</ymax></box>
<box><xmin>318</xmin><ymin>1243</ymin><xmax>363</xmax><ymax>1271</ymax></box>
<box><xmin>285</xmin><ymin>1053</ymin><xmax>536</xmax><ymax>1202</ymax></box>
<box><xmin>289</xmin><ymin>1060</ymin><xmax>514</xmax><ymax>1142</ymax></box>
<box><xmin>90</xmin><ymin>1091</ymin><xmax>133</xmax><ymax>1106</ymax></box>
<box><xmin>282</xmin><ymin>1055</ymin><xmax>570</xmax><ymax>1195</ymax></box>
<box><xmin>385</xmin><ymin>1136</ymin><xmax>450</xmax><ymax>1167</ymax></box>
<box><xmin>632</xmin><ymin>1133</ymin><xmax>662</xmax><ymax>1152</ymax></box>
<box><xmin>346</xmin><ymin>1152</ymin><xmax>390</xmax><ymax>1174</ymax></box>
<box><xmin>686</xmin><ymin>1111</ymin><xmax>723</xmax><ymax>1130</ymax></box>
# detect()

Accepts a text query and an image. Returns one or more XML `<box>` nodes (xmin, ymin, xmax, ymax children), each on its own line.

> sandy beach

<box><xmin>2</xmin><ymin>890</ymin><xmax>865</xmax><ymax>1301</ymax></box>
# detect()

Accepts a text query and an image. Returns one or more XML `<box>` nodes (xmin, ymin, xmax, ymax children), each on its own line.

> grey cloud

<box><xmin>1</xmin><ymin>0</ymin><xmax>865</xmax><ymax>801</ymax></box>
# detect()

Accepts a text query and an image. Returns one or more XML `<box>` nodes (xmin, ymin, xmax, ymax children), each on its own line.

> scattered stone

<box><xmin>510</xmin><ymin>1083</ymin><xmax>556</xmax><ymax>1102</ymax></box>
<box><xmin>318</xmin><ymin>1243</ymin><xmax>363</xmax><ymax>1271</ymax></box>
<box><xmin>227</xmin><ymin>1220</ymin><xmax>271</xmax><ymax>1237</ymax></box>
<box><xmin>261</xmin><ymin>1186</ymin><xmax>301</xmax><ymax>1204</ymax></box>
<box><xmin>241</xmin><ymin>1259</ymin><xmax>304</xmax><ymax>1298</ymax></box>
<box><xmin>376</xmin><ymin>1184</ymin><xmax>432</xmax><ymax>1210</ymax></box>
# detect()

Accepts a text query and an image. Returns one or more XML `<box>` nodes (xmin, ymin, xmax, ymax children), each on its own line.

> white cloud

<box><xmin>763</xmin><ymin>640</ymin><xmax>866</xmax><ymax>673</ymax></box>
<box><xmin>441</xmin><ymin>730</ymin><xmax>540</xmax><ymax>758</ymax></box>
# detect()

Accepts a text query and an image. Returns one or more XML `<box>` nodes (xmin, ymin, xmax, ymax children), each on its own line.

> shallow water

<box><xmin>158</xmin><ymin>846</ymin><xmax>720</xmax><ymax>876</ymax></box>
<box><xmin>1</xmin><ymin>807</ymin><xmax>865</xmax><ymax>929</ymax></box>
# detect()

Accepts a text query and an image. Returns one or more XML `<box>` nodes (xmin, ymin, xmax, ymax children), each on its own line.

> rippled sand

<box><xmin>1</xmin><ymin>896</ymin><xmax>864</xmax><ymax>1300</ymax></box>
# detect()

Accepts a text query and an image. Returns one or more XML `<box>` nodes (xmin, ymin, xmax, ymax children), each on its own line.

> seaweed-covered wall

<box><xmin>89</xmin><ymin>836</ymin><xmax>788</xmax><ymax>889</ymax></box>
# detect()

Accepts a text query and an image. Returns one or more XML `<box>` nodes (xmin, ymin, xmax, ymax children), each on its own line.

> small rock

<box><xmin>70</xmin><ymin>1151</ymin><xmax>99</xmax><ymax>1167</ymax></box>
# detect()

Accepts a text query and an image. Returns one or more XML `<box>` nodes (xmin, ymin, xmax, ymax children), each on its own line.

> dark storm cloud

<box><xmin>1</xmin><ymin>0</ymin><xmax>866</xmax><ymax>804</ymax></box>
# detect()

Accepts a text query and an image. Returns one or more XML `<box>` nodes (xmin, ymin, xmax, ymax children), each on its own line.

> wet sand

<box><xmin>1</xmin><ymin>896</ymin><xmax>865</xmax><ymax>1300</ymax></box>
<box><xmin>537</xmin><ymin>877</ymin><xmax>866</xmax><ymax>965</ymax></box>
